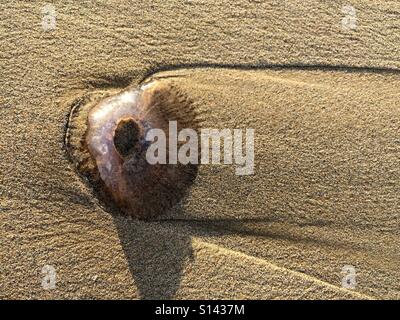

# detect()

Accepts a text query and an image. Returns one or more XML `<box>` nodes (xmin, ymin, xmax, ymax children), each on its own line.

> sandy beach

<box><xmin>1</xmin><ymin>1</ymin><xmax>399</xmax><ymax>299</ymax></box>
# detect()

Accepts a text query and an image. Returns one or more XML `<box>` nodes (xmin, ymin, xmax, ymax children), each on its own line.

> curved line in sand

<box><xmin>192</xmin><ymin>238</ymin><xmax>374</xmax><ymax>300</ymax></box>
<box><xmin>139</xmin><ymin>62</ymin><xmax>400</xmax><ymax>84</ymax></box>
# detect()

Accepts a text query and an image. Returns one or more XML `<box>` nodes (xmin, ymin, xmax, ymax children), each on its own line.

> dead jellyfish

<box><xmin>65</xmin><ymin>80</ymin><xmax>200</xmax><ymax>219</ymax></box>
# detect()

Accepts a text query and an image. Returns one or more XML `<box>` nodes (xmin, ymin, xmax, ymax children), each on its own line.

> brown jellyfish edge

<box><xmin>64</xmin><ymin>81</ymin><xmax>202</xmax><ymax>219</ymax></box>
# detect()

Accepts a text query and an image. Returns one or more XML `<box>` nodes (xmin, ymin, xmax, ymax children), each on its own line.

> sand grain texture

<box><xmin>1</xmin><ymin>1</ymin><xmax>399</xmax><ymax>299</ymax></box>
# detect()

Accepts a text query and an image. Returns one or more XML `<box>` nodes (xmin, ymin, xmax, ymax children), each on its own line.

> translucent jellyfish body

<box><xmin>65</xmin><ymin>80</ymin><xmax>199</xmax><ymax>218</ymax></box>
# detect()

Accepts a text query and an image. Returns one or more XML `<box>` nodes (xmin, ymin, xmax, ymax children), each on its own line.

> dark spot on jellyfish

<box><xmin>113</xmin><ymin>118</ymin><xmax>141</xmax><ymax>158</ymax></box>
<box><xmin>65</xmin><ymin>80</ymin><xmax>201</xmax><ymax>219</ymax></box>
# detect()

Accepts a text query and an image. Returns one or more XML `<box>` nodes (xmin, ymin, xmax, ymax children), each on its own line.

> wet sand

<box><xmin>1</xmin><ymin>1</ymin><xmax>399</xmax><ymax>299</ymax></box>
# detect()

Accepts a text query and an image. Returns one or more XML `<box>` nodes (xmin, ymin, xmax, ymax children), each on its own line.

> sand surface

<box><xmin>1</xmin><ymin>1</ymin><xmax>399</xmax><ymax>299</ymax></box>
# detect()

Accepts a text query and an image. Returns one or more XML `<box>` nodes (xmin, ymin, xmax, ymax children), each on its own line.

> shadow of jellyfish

<box><xmin>113</xmin><ymin>216</ymin><xmax>193</xmax><ymax>299</ymax></box>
